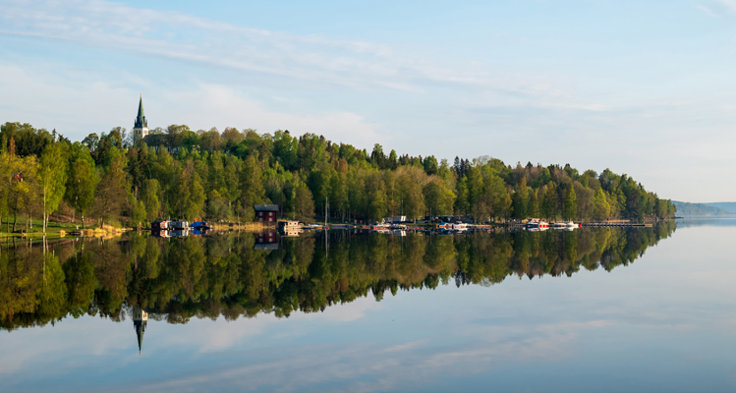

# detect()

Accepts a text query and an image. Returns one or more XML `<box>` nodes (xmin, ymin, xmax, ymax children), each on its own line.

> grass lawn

<box><xmin>0</xmin><ymin>217</ymin><xmax>87</xmax><ymax>241</ymax></box>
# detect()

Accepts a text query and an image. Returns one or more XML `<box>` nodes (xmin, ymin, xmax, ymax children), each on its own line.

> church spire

<box><xmin>134</xmin><ymin>94</ymin><xmax>147</xmax><ymax>129</ymax></box>
<box><xmin>133</xmin><ymin>94</ymin><xmax>149</xmax><ymax>142</ymax></box>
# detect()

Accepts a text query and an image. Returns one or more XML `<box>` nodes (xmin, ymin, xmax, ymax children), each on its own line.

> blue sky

<box><xmin>1</xmin><ymin>0</ymin><xmax>735</xmax><ymax>202</ymax></box>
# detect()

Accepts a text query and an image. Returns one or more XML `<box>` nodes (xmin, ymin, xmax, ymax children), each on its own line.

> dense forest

<box><xmin>0</xmin><ymin>224</ymin><xmax>675</xmax><ymax>330</ymax></box>
<box><xmin>0</xmin><ymin>122</ymin><xmax>675</xmax><ymax>230</ymax></box>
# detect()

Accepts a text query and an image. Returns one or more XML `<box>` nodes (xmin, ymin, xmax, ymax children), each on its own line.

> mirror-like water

<box><xmin>1</xmin><ymin>220</ymin><xmax>734</xmax><ymax>392</ymax></box>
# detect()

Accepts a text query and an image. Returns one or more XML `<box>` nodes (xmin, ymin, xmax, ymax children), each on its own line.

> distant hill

<box><xmin>705</xmin><ymin>202</ymin><xmax>736</xmax><ymax>214</ymax></box>
<box><xmin>673</xmin><ymin>201</ymin><xmax>735</xmax><ymax>217</ymax></box>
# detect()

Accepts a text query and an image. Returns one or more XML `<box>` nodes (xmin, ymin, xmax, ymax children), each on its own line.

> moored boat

<box><xmin>525</xmin><ymin>218</ymin><xmax>549</xmax><ymax>229</ymax></box>
<box><xmin>151</xmin><ymin>220</ymin><xmax>170</xmax><ymax>230</ymax></box>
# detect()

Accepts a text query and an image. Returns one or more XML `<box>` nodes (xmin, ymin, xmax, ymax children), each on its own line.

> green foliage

<box><xmin>39</xmin><ymin>143</ymin><xmax>68</xmax><ymax>232</ymax></box>
<box><xmin>0</xmin><ymin>121</ymin><xmax>675</xmax><ymax>226</ymax></box>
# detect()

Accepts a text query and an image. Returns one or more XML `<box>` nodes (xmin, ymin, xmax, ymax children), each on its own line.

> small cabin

<box><xmin>254</xmin><ymin>204</ymin><xmax>279</xmax><ymax>223</ymax></box>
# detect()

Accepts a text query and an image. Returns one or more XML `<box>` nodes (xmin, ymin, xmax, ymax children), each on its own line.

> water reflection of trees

<box><xmin>0</xmin><ymin>222</ymin><xmax>675</xmax><ymax>330</ymax></box>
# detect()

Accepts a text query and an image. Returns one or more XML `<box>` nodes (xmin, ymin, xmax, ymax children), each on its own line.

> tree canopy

<box><xmin>0</xmin><ymin>121</ymin><xmax>676</xmax><ymax>228</ymax></box>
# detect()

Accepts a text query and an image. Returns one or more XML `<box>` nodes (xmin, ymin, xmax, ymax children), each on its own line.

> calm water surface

<box><xmin>1</xmin><ymin>220</ymin><xmax>735</xmax><ymax>392</ymax></box>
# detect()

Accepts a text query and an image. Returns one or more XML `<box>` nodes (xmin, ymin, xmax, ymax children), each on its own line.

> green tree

<box><xmin>423</xmin><ymin>178</ymin><xmax>455</xmax><ymax>216</ymax></box>
<box><xmin>563</xmin><ymin>184</ymin><xmax>577</xmax><ymax>220</ymax></box>
<box><xmin>512</xmin><ymin>177</ymin><xmax>530</xmax><ymax>219</ymax></box>
<box><xmin>5</xmin><ymin>153</ymin><xmax>38</xmax><ymax>232</ymax></box>
<box><xmin>39</xmin><ymin>143</ymin><xmax>68</xmax><ymax>233</ymax></box>
<box><xmin>397</xmin><ymin>167</ymin><xmax>426</xmax><ymax>220</ymax></box>
<box><xmin>65</xmin><ymin>155</ymin><xmax>98</xmax><ymax>227</ymax></box>
<box><xmin>94</xmin><ymin>148</ymin><xmax>130</xmax><ymax>227</ymax></box>
<box><xmin>238</xmin><ymin>155</ymin><xmax>266</xmax><ymax>221</ymax></box>
<box><xmin>142</xmin><ymin>179</ymin><xmax>161</xmax><ymax>222</ymax></box>
<box><xmin>291</xmin><ymin>179</ymin><xmax>315</xmax><ymax>221</ymax></box>
<box><xmin>591</xmin><ymin>188</ymin><xmax>611</xmax><ymax>220</ymax></box>
<box><xmin>168</xmin><ymin>159</ymin><xmax>205</xmax><ymax>220</ymax></box>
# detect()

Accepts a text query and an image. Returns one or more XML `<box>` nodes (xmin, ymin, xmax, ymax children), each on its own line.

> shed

<box><xmin>254</xmin><ymin>204</ymin><xmax>279</xmax><ymax>223</ymax></box>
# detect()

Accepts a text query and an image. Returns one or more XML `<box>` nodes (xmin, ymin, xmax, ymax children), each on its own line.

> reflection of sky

<box><xmin>2</xmin><ymin>224</ymin><xmax>736</xmax><ymax>392</ymax></box>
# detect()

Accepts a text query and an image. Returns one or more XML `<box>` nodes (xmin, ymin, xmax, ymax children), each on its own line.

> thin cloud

<box><xmin>697</xmin><ymin>0</ymin><xmax>736</xmax><ymax>16</ymax></box>
<box><xmin>0</xmin><ymin>0</ymin><xmax>584</xmax><ymax>109</ymax></box>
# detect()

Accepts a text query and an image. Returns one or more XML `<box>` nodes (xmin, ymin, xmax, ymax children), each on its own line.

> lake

<box><xmin>1</xmin><ymin>219</ymin><xmax>735</xmax><ymax>392</ymax></box>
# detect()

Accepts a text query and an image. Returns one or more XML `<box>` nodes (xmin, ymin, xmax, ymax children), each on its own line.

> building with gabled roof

<box><xmin>254</xmin><ymin>204</ymin><xmax>279</xmax><ymax>223</ymax></box>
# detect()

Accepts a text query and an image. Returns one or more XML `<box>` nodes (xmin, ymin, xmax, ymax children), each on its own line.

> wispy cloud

<box><xmin>697</xmin><ymin>0</ymin><xmax>736</xmax><ymax>16</ymax></box>
<box><xmin>0</xmin><ymin>0</ymin><xmax>588</xmax><ymax>109</ymax></box>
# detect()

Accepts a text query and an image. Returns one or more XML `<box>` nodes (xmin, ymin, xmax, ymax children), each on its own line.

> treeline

<box><xmin>0</xmin><ymin>122</ymin><xmax>675</xmax><ymax>229</ymax></box>
<box><xmin>672</xmin><ymin>201</ymin><xmax>732</xmax><ymax>217</ymax></box>
<box><xmin>0</xmin><ymin>223</ymin><xmax>675</xmax><ymax>330</ymax></box>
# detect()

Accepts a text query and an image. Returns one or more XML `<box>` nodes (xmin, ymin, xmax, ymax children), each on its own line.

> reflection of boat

<box><xmin>151</xmin><ymin>228</ymin><xmax>189</xmax><ymax>238</ymax></box>
<box><xmin>525</xmin><ymin>219</ymin><xmax>549</xmax><ymax>229</ymax></box>
<box><xmin>191</xmin><ymin>227</ymin><xmax>209</xmax><ymax>236</ymax></box>
<box><xmin>553</xmin><ymin>221</ymin><xmax>579</xmax><ymax>230</ymax></box>
<box><xmin>438</xmin><ymin>222</ymin><xmax>469</xmax><ymax>231</ymax></box>
<box><xmin>169</xmin><ymin>229</ymin><xmax>189</xmax><ymax>237</ymax></box>
<box><xmin>151</xmin><ymin>229</ymin><xmax>170</xmax><ymax>238</ymax></box>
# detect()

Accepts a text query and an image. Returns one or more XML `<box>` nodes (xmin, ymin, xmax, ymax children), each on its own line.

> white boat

<box><xmin>525</xmin><ymin>219</ymin><xmax>549</xmax><ymax>229</ymax></box>
<box><xmin>437</xmin><ymin>222</ymin><xmax>468</xmax><ymax>231</ymax></box>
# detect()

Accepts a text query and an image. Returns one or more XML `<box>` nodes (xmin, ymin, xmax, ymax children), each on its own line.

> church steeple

<box><xmin>132</xmin><ymin>308</ymin><xmax>148</xmax><ymax>355</ymax></box>
<box><xmin>133</xmin><ymin>94</ymin><xmax>149</xmax><ymax>142</ymax></box>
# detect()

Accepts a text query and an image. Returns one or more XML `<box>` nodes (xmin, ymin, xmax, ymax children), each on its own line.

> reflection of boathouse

<box><xmin>132</xmin><ymin>308</ymin><xmax>148</xmax><ymax>355</ymax></box>
<box><xmin>255</xmin><ymin>230</ymin><xmax>279</xmax><ymax>250</ymax></box>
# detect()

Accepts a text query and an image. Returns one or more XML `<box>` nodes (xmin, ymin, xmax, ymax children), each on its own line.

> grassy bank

<box><xmin>0</xmin><ymin>218</ymin><xmax>130</xmax><ymax>245</ymax></box>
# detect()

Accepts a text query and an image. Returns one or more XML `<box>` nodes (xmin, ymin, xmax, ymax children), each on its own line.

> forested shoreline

<box><xmin>0</xmin><ymin>122</ymin><xmax>675</xmax><ymax>231</ymax></box>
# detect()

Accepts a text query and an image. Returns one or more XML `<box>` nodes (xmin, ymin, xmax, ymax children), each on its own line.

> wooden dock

<box><xmin>582</xmin><ymin>222</ymin><xmax>652</xmax><ymax>228</ymax></box>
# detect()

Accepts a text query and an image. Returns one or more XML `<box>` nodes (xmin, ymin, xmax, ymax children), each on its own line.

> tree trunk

<box><xmin>43</xmin><ymin>191</ymin><xmax>47</xmax><ymax>234</ymax></box>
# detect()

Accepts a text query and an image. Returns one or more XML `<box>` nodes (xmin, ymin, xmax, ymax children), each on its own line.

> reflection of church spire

<box><xmin>132</xmin><ymin>307</ymin><xmax>148</xmax><ymax>355</ymax></box>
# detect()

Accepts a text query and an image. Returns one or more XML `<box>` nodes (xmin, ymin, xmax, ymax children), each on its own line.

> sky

<box><xmin>0</xmin><ymin>0</ymin><xmax>735</xmax><ymax>202</ymax></box>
